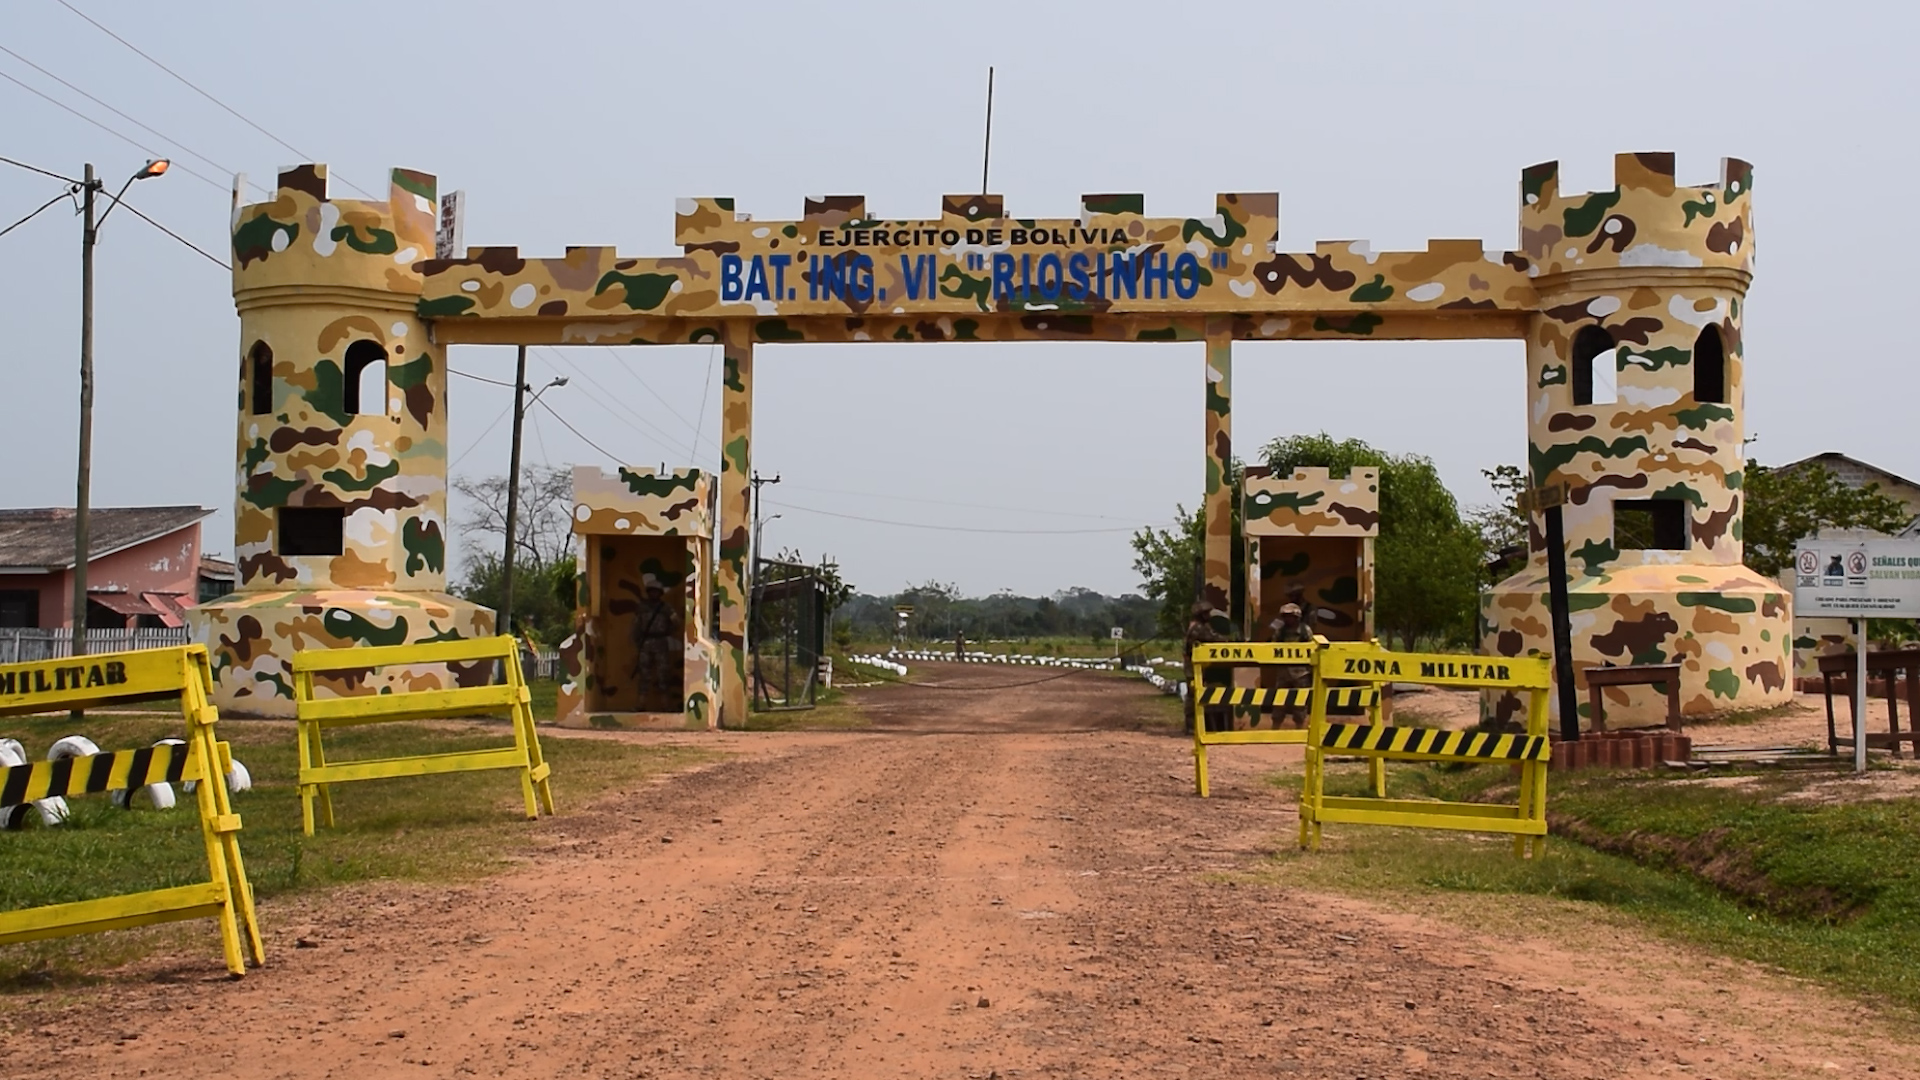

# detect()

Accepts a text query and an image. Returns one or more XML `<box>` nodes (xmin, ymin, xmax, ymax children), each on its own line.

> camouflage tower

<box><xmin>189</xmin><ymin>165</ymin><xmax>493</xmax><ymax>717</ymax></box>
<box><xmin>1483</xmin><ymin>153</ymin><xmax>1790</xmax><ymax>726</ymax></box>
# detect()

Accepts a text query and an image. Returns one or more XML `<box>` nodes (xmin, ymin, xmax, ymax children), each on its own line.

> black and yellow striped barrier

<box><xmin>1301</xmin><ymin>644</ymin><xmax>1553</xmax><ymax>858</ymax></box>
<box><xmin>1189</xmin><ymin>639</ymin><xmax>1387</xmax><ymax>798</ymax></box>
<box><xmin>1317</xmin><ymin>723</ymin><xmax>1550</xmax><ymax>762</ymax></box>
<box><xmin>1197</xmin><ymin>686</ymin><xmax>1380</xmax><ymax>711</ymax></box>
<box><xmin>0</xmin><ymin>646</ymin><xmax>265</xmax><ymax>976</ymax></box>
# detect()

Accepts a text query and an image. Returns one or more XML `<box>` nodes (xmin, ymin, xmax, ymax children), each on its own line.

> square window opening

<box><xmin>279</xmin><ymin>507</ymin><xmax>345</xmax><ymax>557</ymax></box>
<box><xmin>1614</xmin><ymin>498</ymin><xmax>1688</xmax><ymax>551</ymax></box>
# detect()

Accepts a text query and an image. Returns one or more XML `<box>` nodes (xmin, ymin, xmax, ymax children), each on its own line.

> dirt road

<box><xmin>8</xmin><ymin>664</ymin><xmax>1917</xmax><ymax>1078</ymax></box>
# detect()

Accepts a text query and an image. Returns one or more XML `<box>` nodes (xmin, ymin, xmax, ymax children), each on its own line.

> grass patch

<box><xmin>1263</xmin><ymin>758</ymin><xmax>1920</xmax><ymax>1014</ymax></box>
<box><xmin>0</xmin><ymin>708</ymin><xmax>712</xmax><ymax>987</ymax></box>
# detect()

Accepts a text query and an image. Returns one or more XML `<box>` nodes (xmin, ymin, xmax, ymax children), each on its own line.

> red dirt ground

<box><xmin>4</xmin><ymin>663</ymin><xmax>1917</xmax><ymax>1078</ymax></box>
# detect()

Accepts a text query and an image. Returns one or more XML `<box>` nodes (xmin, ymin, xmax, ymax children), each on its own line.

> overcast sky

<box><xmin>2</xmin><ymin>1</ymin><xmax>1913</xmax><ymax>597</ymax></box>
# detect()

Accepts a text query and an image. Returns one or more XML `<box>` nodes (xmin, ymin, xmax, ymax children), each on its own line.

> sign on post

<box><xmin>1794</xmin><ymin>540</ymin><xmax>1920</xmax><ymax>617</ymax></box>
<box><xmin>1793</xmin><ymin>538</ymin><xmax>1920</xmax><ymax>773</ymax></box>
<box><xmin>435</xmin><ymin>189</ymin><xmax>465</xmax><ymax>260</ymax></box>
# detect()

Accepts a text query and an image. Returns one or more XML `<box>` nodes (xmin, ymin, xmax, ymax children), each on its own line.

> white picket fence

<box><xmin>0</xmin><ymin>627</ymin><xmax>192</xmax><ymax>664</ymax></box>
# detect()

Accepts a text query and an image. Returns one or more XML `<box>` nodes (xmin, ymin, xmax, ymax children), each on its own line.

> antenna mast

<box><xmin>980</xmin><ymin>66</ymin><xmax>995</xmax><ymax>194</ymax></box>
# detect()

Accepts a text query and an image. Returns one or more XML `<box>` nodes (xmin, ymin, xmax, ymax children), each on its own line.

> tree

<box><xmin>1261</xmin><ymin>433</ymin><xmax>1483</xmax><ymax>650</ymax></box>
<box><xmin>1468</xmin><ymin>464</ymin><xmax>1529</xmax><ymax>564</ymax></box>
<box><xmin>452</xmin><ymin>466</ymin><xmax>578</xmax><ymax>643</ymax></box>
<box><xmin>453</xmin><ymin>466</ymin><xmax>575</xmax><ymax>569</ymax></box>
<box><xmin>773</xmin><ymin>547</ymin><xmax>854</xmax><ymax>613</ymax></box>
<box><xmin>1129</xmin><ymin>504</ymin><xmax>1204</xmax><ymax>640</ymax></box>
<box><xmin>1743</xmin><ymin>459</ymin><xmax>1913</xmax><ymax>577</ymax></box>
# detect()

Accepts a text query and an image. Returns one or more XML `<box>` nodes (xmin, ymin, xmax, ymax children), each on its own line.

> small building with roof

<box><xmin>0</xmin><ymin>506</ymin><xmax>216</xmax><ymax>630</ymax></box>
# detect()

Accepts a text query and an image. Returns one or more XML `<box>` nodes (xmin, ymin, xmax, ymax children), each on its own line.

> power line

<box><xmin>52</xmin><ymin>0</ymin><xmax>374</xmax><ymax>199</ymax></box>
<box><xmin>536</xmin><ymin>398</ymin><xmax>627</xmax><ymax>463</ymax></box>
<box><xmin>0</xmin><ymin>43</ymin><xmax>266</xmax><ymax>196</ymax></box>
<box><xmin>537</xmin><ymin>346</ymin><xmax>703</xmax><ymax>462</ymax></box>
<box><xmin>595</xmin><ymin>343</ymin><xmax>718</xmax><ymax>452</ymax></box>
<box><xmin>0</xmin><ymin>189</ymin><xmax>75</xmax><ymax>240</ymax></box>
<box><xmin>99</xmin><ymin>189</ymin><xmax>229</xmax><ymax>269</ymax></box>
<box><xmin>449</xmin><ymin>366</ymin><xmax>516</xmax><ymax>389</ymax></box>
<box><xmin>0</xmin><ymin>153</ymin><xmax>80</xmax><ymax>184</ymax></box>
<box><xmin>450</xmin><ymin>399</ymin><xmax>515</xmax><ymax>471</ymax></box>
<box><xmin>764</xmin><ymin>499</ymin><xmax>1149</xmax><ymax>535</ymax></box>
<box><xmin>691</xmin><ymin>343</ymin><xmax>718</xmax><ymax>456</ymax></box>
<box><xmin>528</xmin><ymin>399</ymin><xmax>551</xmax><ymax>465</ymax></box>
<box><xmin>779</xmin><ymin>481</ymin><xmax>1147</xmax><ymax>523</ymax></box>
<box><xmin>0</xmin><ymin>68</ymin><xmax>226</xmax><ymax>191</ymax></box>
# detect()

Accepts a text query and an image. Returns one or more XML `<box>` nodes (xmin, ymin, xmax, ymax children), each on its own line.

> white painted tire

<box><xmin>183</xmin><ymin>756</ymin><xmax>251</xmax><ymax>796</ymax></box>
<box><xmin>114</xmin><ymin>739</ymin><xmax>182</xmax><ymax>810</ymax></box>
<box><xmin>0</xmin><ymin>738</ymin><xmax>67</xmax><ymax>828</ymax></box>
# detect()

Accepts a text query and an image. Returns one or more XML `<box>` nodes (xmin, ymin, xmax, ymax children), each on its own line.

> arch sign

<box><xmin>196</xmin><ymin>152</ymin><xmax>1783</xmax><ymax>732</ymax></box>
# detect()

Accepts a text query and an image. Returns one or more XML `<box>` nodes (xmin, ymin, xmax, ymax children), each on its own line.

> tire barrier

<box><xmin>1300</xmin><ymin>642</ymin><xmax>1553</xmax><ymax>858</ymax></box>
<box><xmin>846</xmin><ymin>654</ymin><xmax>909</xmax><ymax>677</ymax></box>
<box><xmin>291</xmin><ymin>635</ymin><xmax>555</xmax><ymax>837</ymax></box>
<box><xmin>1126</xmin><ymin>663</ymin><xmax>1179</xmax><ymax>695</ymax></box>
<box><xmin>0</xmin><ymin>737</ymin><xmax>68</xmax><ymax>828</ymax></box>
<box><xmin>0</xmin><ymin>645</ymin><xmax>265</xmax><ymax>976</ymax></box>
<box><xmin>1189</xmin><ymin>640</ymin><xmax>1385</xmax><ymax>798</ymax></box>
<box><xmin>890</xmin><ymin>649</ymin><xmax>1120</xmax><ymax>670</ymax></box>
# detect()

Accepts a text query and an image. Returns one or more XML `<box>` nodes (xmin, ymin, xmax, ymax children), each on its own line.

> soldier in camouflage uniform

<box><xmin>1266</xmin><ymin>602</ymin><xmax>1314</xmax><ymax>727</ymax></box>
<box><xmin>631</xmin><ymin>575</ymin><xmax>684</xmax><ymax>712</ymax></box>
<box><xmin>1184</xmin><ymin>602</ymin><xmax>1230</xmax><ymax>734</ymax></box>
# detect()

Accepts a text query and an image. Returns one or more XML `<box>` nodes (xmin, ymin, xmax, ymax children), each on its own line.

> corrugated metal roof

<box><xmin>0</xmin><ymin>506</ymin><xmax>213</xmax><ymax>571</ymax></box>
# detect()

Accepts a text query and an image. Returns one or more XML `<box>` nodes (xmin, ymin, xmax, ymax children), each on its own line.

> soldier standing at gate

<box><xmin>1184</xmin><ymin>601</ymin><xmax>1231</xmax><ymax>734</ymax></box>
<box><xmin>631</xmin><ymin>574</ymin><xmax>683</xmax><ymax>712</ymax></box>
<box><xmin>1266</xmin><ymin>602</ymin><xmax>1314</xmax><ymax>727</ymax></box>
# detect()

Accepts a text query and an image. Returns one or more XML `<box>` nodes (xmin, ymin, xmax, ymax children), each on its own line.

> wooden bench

<box><xmin>1585</xmin><ymin>663</ymin><xmax>1683</xmax><ymax>731</ymax></box>
<box><xmin>1818</xmin><ymin>648</ymin><xmax>1920</xmax><ymax>760</ymax></box>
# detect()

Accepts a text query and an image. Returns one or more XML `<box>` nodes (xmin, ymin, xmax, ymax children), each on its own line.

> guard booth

<box><xmin>1242</xmin><ymin>466</ymin><xmax>1379</xmax><ymax>642</ymax></box>
<box><xmin>557</xmin><ymin>466</ymin><xmax>718</xmax><ymax>729</ymax></box>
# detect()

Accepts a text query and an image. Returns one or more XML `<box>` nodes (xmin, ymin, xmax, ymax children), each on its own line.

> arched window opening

<box><xmin>342</xmin><ymin>339</ymin><xmax>390</xmax><ymax>417</ymax></box>
<box><xmin>1570</xmin><ymin>325</ymin><xmax>1616</xmax><ymax>407</ymax></box>
<box><xmin>248</xmin><ymin>341</ymin><xmax>273</xmax><ymax>416</ymax></box>
<box><xmin>1694</xmin><ymin>324</ymin><xmax>1727</xmax><ymax>404</ymax></box>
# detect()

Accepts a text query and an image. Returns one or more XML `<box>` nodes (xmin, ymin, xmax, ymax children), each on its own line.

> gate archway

<box><xmin>193</xmin><ymin>153</ymin><xmax>1786</xmax><ymax>730</ymax></box>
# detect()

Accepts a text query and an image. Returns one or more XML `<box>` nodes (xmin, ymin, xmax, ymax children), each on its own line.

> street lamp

<box><xmin>498</xmin><ymin>343</ymin><xmax>567</xmax><ymax>637</ymax></box>
<box><xmin>72</xmin><ymin>159</ymin><xmax>169</xmax><ymax>660</ymax></box>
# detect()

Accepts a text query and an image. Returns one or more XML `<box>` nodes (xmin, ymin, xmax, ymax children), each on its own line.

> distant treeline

<box><xmin>836</xmin><ymin>583</ymin><xmax>1163</xmax><ymax>644</ymax></box>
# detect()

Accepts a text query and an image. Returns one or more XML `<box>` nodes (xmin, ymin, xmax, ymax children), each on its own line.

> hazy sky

<box><xmin>2</xmin><ymin>1</ymin><xmax>1913</xmax><ymax>597</ymax></box>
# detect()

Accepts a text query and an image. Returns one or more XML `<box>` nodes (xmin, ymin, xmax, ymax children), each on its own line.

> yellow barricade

<box><xmin>0</xmin><ymin>645</ymin><xmax>265</xmax><ymax>976</ymax></box>
<box><xmin>1301</xmin><ymin>643</ymin><xmax>1553</xmax><ymax>857</ymax></box>
<box><xmin>1190</xmin><ymin>640</ymin><xmax>1383</xmax><ymax>798</ymax></box>
<box><xmin>291</xmin><ymin>635</ymin><xmax>555</xmax><ymax>836</ymax></box>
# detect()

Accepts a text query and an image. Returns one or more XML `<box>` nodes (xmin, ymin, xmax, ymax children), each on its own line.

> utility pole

<box><xmin>70</xmin><ymin>163</ymin><xmax>95</xmax><ymax>662</ymax></box>
<box><xmin>500</xmin><ymin>345</ymin><xmax>528</xmax><ymax>638</ymax></box>
<box><xmin>67</xmin><ymin>158</ymin><xmax>168</xmax><ymax>664</ymax></box>
<box><xmin>498</xmin><ymin>352</ymin><xmax>567</xmax><ymax>640</ymax></box>
<box><xmin>749</xmin><ymin>471</ymin><xmax>781</xmax><ymax>592</ymax></box>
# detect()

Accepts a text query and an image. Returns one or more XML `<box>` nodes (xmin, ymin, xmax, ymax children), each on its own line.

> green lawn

<box><xmin>1263</xmin><ymin>758</ymin><xmax>1920</xmax><ymax>1015</ymax></box>
<box><xmin>0</xmin><ymin>700</ymin><xmax>711</xmax><ymax>987</ymax></box>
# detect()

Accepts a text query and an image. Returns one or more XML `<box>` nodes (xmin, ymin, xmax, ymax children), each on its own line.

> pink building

<box><xmin>0</xmin><ymin>507</ymin><xmax>218</xmax><ymax>630</ymax></box>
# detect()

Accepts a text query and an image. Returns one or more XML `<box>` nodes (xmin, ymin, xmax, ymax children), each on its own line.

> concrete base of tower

<box><xmin>1481</xmin><ymin>561</ymin><xmax>1793</xmax><ymax>729</ymax></box>
<box><xmin>188</xmin><ymin>589</ymin><xmax>496</xmax><ymax>718</ymax></box>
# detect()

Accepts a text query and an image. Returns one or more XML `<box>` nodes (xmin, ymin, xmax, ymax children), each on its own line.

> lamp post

<box><xmin>498</xmin><ymin>346</ymin><xmax>566</xmax><ymax>638</ymax></box>
<box><xmin>72</xmin><ymin>159</ymin><xmax>169</xmax><ymax>660</ymax></box>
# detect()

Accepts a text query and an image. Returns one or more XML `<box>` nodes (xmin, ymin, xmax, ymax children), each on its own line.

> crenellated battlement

<box><xmin>1517</xmin><ymin>152</ymin><xmax>1753</xmax><ymax>282</ymax></box>
<box><xmin>231</xmin><ymin>165</ymin><xmax>439</xmax><ymax>298</ymax></box>
<box><xmin>1243</xmin><ymin>467</ymin><xmax>1381</xmax><ymax>538</ymax></box>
